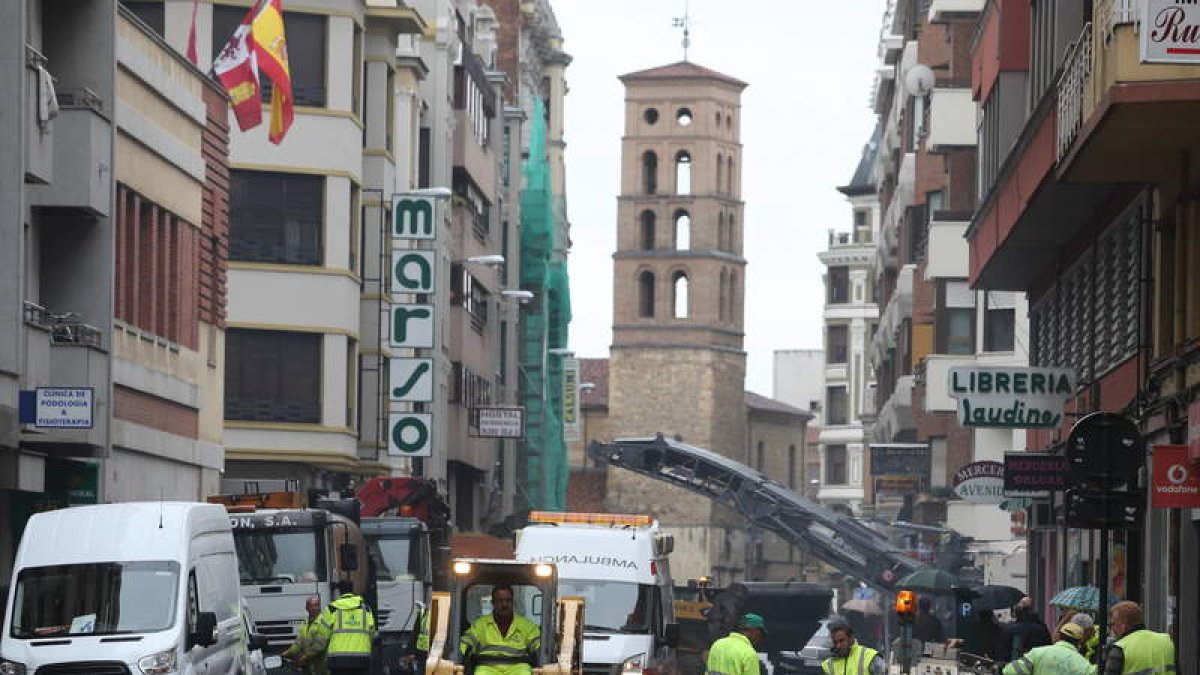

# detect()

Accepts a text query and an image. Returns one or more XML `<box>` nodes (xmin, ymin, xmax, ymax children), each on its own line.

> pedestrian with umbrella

<box><xmin>995</xmin><ymin>597</ymin><xmax>1051</xmax><ymax>665</ymax></box>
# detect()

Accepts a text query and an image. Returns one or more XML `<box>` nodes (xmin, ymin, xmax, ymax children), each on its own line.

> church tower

<box><xmin>606</xmin><ymin>62</ymin><xmax>749</xmax><ymax>580</ymax></box>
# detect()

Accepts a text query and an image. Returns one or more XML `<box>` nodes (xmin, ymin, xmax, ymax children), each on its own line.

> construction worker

<box><xmin>823</xmin><ymin>622</ymin><xmax>886</xmax><ymax>675</ymax></box>
<box><xmin>282</xmin><ymin>596</ymin><xmax>328</xmax><ymax>675</ymax></box>
<box><xmin>460</xmin><ymin>585</ymin><xmax>541</xmax><ymax>675</ymax></box>
<box><xmin>705</xmin><ymin>613</ymin><xmax>766</xmax><ymax>675</ymax></box>
<box><xmin>1104</xmin><ymin>601</ymin><xmax>1175</xmax><ymax>675</ymax></box>
<box><xmin>318</xmin><ymin>580</ymin><xmax>377</xmax><ymax>675</ymax></box>
<box><xmin>1001</xmin><ymin>622</ymin><xmax>1092</xmax><ymax>675</ymax></box>
<box><xmin>1069</xmin><ymin>613</ymin><xmax>1099</xmax><ymax>663</ymax></box>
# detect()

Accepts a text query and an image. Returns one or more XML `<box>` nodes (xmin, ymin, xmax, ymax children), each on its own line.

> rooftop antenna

<box><xmin>158</xmin><ymin>487</ymin><xmax>164</xmax><ymax>529</ymax></box>
<box><xmin>672</xmin><ymin>0</ymin><xmax>692</xmax><ymax>61</ymax></box>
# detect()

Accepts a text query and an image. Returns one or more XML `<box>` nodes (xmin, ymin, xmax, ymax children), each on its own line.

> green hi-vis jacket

<box><xmin>460</xmin><ymin>614</ymin><xmax>541</xmax><ymax>675</ymax></box>
<box><xmin>318</xmin><ymin>593</ymin><xmax>376</xmax><ymax>670</ymax></box>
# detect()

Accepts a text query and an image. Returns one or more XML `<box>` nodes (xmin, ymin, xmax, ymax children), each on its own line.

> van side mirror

<box><xmin>192</xmin><ymin>611</ymin><xmax>218</xmax><ymax>648</ymax></box>
<box><xmin>663</xmin><ymin>623</ymin><xmax>681</xmax><ymax>648</ymax></box>
<box><xmin>340</xmin><ymin>543</ymin><xmax>359</xmax><ymax>572</ymax></box>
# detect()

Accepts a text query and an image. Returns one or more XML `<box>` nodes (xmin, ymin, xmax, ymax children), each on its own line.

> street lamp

<box><xmin>501</xmin><ymin>289</ymin><xmax>534</xmax><ymax>302</ymax></box>
<box><xmin>547</xmin><ymin>348</ymin><xmax>574</xmax><ymax>356</ymax></box>
<box><xmin>461</xmin><ymin>254</ymin><xmax>505</xmax><ymax>266</ymax></box>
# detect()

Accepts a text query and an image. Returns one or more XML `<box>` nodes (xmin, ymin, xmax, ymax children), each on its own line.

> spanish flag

<box><xmin>251</xmin><ymin>0</ymin><xmax>293</xmax><ymax>144</ymax></box>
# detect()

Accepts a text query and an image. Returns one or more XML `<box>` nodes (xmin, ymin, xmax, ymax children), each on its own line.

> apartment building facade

<box><xmin>966</xmin><ymin>0</ymin><xmax>1200</xmax><ymax>662</ymax></box>
<box><xmin>1</xmin><ymin>0</ymin><xmax>230</xmax><ymax>582</ymax></box>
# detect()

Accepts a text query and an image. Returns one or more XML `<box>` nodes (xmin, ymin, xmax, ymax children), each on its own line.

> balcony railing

<box><xmin>24</xmin><ymin>301</ymin><xmax>103</xmax><ymax>348</ymax></box>
<box><xmin>1057</xmin><ymin>22</ymin><xmax>1093</xmax><ymax>162</ymax></box>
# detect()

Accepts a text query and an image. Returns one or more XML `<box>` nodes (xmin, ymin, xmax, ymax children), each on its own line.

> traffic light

<box><xmin>895</xmin><ymin>590</ymin><xmax>917</xmax><ymax>622</ymax></box>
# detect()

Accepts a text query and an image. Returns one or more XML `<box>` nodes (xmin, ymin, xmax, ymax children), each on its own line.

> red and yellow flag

<box><xmin>212</xmin><ymin>1</ymin><xmax>262</xmax><ymax>132</ymax></box>
<box><xmin>251</xmin><ymin>0</ymin><xmax>293</xmax><ymax>144</ymax></box>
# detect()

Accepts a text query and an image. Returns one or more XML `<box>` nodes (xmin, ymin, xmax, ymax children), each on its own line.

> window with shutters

<box><xmin>936</xmin><ymin>280</ymin><xmax>976</xmax><ymax>355</ymax></box>
<box><xmin>984</xmin><ymin>291</ymin><xmax>1016</xmax><ymax>352</ymax></box>
<box><xmin>213</xmin><ymin>7</ymin><xmax>327</xmax><ymax>107</ymax></box>
<box><xmin>230</xmin><ymin>171</ymin><xmax>324</xmax><ymax>265</ymax></box>
<box><xmin>826</xmin><ymin>444</ymin><xmax>847</xmax><ymax>485</ymax></box>
<box><xmin>224</xmin><ymin>329</ymin><xmax>321</xmax><ymax>423</ymax></box>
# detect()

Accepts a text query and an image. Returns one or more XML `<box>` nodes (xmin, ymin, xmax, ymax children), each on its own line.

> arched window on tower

<box><xmin>727</xmin><ymin>156</ymin><xmax>734</xmax><ymax>194</ymax></box>
<box><xmin>640</xmin><ymin>210</ymin><xmax>656</xmax><ymax>250</ymax></box>
<box><xmin>728</xmin><ymin>271</ymin><xmax>738</xmax><ymax>322</ymax></box>
<box><xmin>719</xmin><ymin>268</ymin><xmax>729</xmax><ymax>322</ymax></box>
<box><xmin>642</xmin><ymin>151</ymin><xmax>658</xmax><ymax>195</ymax></box>
<box><xmin>638</xmin><ymin>270</ymin><xmax>655</xmax><ymax>318</ymax></box>
<box><xmin>673</xmin><ymin>210</ymin><xmax>690</xmax><ymax>250</ymax></box>
<box><xmin>675</xmin><ymin>150</ymin><xmax>692</xmax><ymax>195</ymax></box>
<box><xmin>728</xmin><ymin>214</ymin><xmax>737</xmax><ymax>252</ymax></box>
<box><xmin>718</xmin><ymin>212</ymin><xmax>726</xmax><ymax>251</ymax></box>
<box><xmin>672</xmin><ymin>271</ymin><xmax>689</xmax><ymax>319</ymax></box>
<box><xmin>716</xmin><ymin>153</ymin><xmax>724</xmax><ymax>195</ymax></box>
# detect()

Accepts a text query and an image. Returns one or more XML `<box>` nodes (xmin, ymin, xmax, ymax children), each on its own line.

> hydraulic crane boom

<box><xmin>587</xmin><ymin>434</ymin><xmax>927</xmax><ymax>593</ymax></box>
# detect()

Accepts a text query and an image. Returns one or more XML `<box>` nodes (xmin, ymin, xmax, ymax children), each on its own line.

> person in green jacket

<box><xmin>318</xmin><ymin>581</ymin><xmax>377</xmax><ymax>675</ymax></box>
<box><xmin>1069</xmin><ymin>613</ymin><xmax>1099</xmax><ymax>663</ymax></box>
<box><xmin>1002</xmin><ymin>623</ymin><xmax>1092</xmax><ymax>675</ymax></box>
<box><xmin>282</xmin><ymin>596</ymin><xmax>328</xmax><ymax>675</ymax></box>
<box><xmin>823</xmin><ymin>622</ymin><xmax>885</xmax><ymax>675</ymax></box>
<box><xmin>460</xmin><ymin>585</ymin><xmax>541</xmax><ymax>675</ymax></box>
<box><xmin>1103</xmin><ymin>601</ymin><xmax>1175</xmax><ymax>675</ymax></box>
<box><xmin>705</xmin><ymin>613</ymin><xmax>766</xmax><ymax>675</ymax></box>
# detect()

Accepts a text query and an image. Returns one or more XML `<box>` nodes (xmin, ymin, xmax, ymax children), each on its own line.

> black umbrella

<box><xmin>967</xmin><ymin>584</ymin><xmax>1025</xmax><ymax>611</ymax></box>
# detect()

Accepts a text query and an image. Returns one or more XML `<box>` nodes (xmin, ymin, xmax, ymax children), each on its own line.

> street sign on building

<box><xmin>1142</xmin><ymin>1</ymin><xmax>1200</xmax><ymax>64</ymax></box>
<box><xmin>19</xmin><ymin>387</ymin><xmax>95</xmax><ymax>429</ymax></box>
<box><xmin>388</xmin><ymin>412</ymin><xmax>433</xmax><ymax>457</ymax></box>
<box><xmin>870</xmin><ymin>443</ymin><xmax>930</xmax><ymax>477</ymax></box>
<box><xmin>952</xmin><ymin>461</ymin><xmax>1005</xmax><ymax>504</ymax></box>
<box><xmin>392</xmin><ymin>194</ymin><xmax>438</xmax><ymax>239</ymax></box>
<box><xmin>473</xmin><ymin>406</ymin><xmax>525</xmax><ymax>438</ymax></box>
<box><xmin>947</xmin><ymin>366</ymin><xmax>1075</xmax><ymax>428</ymax></box>
<box><xmin>391</xmin><ymin>250</ymin><xmax>437</xmax><ymax>294</ymax></box>
<box><xmin>1003</xmin><ymin>453</ymin><xmax>1068</xmax><ymax>494</ymax></box>
<box><xmin>390</xmin><ymin>304</ymin><xmax>435</xmax><ymax>349</ymax></box>
<box><xmin>562</xmin><ymin>357</ymin><xmax>580</xmax><ymax>441</ymax></box>
<box><xmin>1151</xmin><ymin>445</ymin><xmax>1200</xmax><ymax>508</ymax></box>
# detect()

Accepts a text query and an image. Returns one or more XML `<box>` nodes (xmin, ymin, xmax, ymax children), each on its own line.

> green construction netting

<box><xmin>517</xmin><ymin>98</ymin><xmax>571</xmax><ymax>513</ymax></box>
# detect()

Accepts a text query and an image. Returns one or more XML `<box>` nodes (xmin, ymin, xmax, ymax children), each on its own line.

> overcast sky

<box><xmin>554</xmin><ymin>1</ymin><xmax>884</xmax><ymax>396</ymax></box>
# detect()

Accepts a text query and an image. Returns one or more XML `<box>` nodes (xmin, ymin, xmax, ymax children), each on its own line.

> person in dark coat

<box><xmin>995</xmin><ymin>597</ymin><xmax>1051</xmax><ymax>664</ymax></box>
<box><xmin>912</xmin><ymin>597</ymin><xmax>944</xmax><ymax>644</ymax></box>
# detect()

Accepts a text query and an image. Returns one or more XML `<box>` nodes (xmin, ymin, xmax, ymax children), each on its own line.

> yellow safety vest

<box><xmin>460</xmin><ymin>614</ymin><xmax>541</xmax><ymax>675</ymax></box>
<box><xmin>1001</xmin><ymin>641</ymin><xmax>1091</xmax><ymax>675</ymax></box>
<box><xmin>1114</xmin><ymin>629</ymin><xmax>1175</xmax><ymax>675</ymax></box>
<box><xmin>821</xmin><ymin>643</ymin><xmax>881</xmax><ymax>675</ymax></box>
<box><xmin>319</xmin><ymin>593</ymin><xmax>376</xmax><ymax>670</ymax></box>
<box><xmin>705</xmin><ymin>632</ymin><xmax>758</xmax><ymax>675</ymax></box>
<box><xmin>282</xmin><ymin>618</ymin><xmax>328</xmax><ymax>675</ymax></box>
<box><xmin>416</xmin><ymin>608</ymin><xmax>431</xmax><ymax>652</ymax></box>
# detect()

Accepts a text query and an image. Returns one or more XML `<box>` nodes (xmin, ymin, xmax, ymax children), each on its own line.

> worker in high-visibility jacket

<box><xmin>1001</xmin><ymin>623</ymin><xmax>1092</xmax><ymax>675</ymax></box>
<box><xmin>1104</xmin><ymin>601</ymin><xmax>1175</xmax><ymax>675</ymax></box>
<box><xmin>318</xmin><ymin>581</ymin><xmax>377</xmax><ymax>675</ymax></box>
<box><xmin>282</xmin><ymin>596</ymin><xmax>328</xmax><ymax>675</ymax></box>
<box><xmin>460</xmin><ymin>585</ymin><xmax>541</xmax><ymax>675</ymax></box>
<box><xmin>823</xmin><ymin>622</ymin><xmax>886</xmax><ymax>675</ymax></box>
<box><xmin>705</xmin><ymin>613</ymin><xmax>766</xmax><ymax>675</ymax></box>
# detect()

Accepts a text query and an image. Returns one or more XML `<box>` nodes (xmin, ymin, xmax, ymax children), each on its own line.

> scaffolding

<box><xmin>518</xmin><ymin>98</ymin><xmax>571</xmax><ymax>512</ymax></box>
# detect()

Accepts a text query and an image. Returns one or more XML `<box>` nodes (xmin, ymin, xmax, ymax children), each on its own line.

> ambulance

<box><xmin>515</xmin><ymin>512</ymin><xmax>680</xmax><ymax>675</ymax></box>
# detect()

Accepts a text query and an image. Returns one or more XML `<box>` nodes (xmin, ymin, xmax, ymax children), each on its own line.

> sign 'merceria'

<box><xmin>947</xmin><ymin>366</ymin><xmax>1075</xmax><ymax>428</ymax></box>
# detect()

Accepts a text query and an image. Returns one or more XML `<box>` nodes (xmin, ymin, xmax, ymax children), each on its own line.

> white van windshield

<box><xmin>234</xmin><ymin>528</ymin><xmax>326</xmax><ymax>584</ymax></box>
<box><xmin>10</xmin><ymin>561</ymin><xmax>180</xmax><ymax>638</ymax></box>
<box><xmin>559</xmin><ymin>581</ymin><xmax>653</xmax><ymax>633</ymax></box>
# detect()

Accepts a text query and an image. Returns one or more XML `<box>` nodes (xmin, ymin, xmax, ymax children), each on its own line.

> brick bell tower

<box><xmin>605</xmin><ymin>61</ymin><xmax>749</xmax><ymax>581</ymax></box>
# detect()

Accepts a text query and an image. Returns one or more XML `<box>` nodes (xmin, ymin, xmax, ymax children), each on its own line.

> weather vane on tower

<box><xmin>672</xmin><ymin>0</ymin><xmax>692</xmax><ymax>61</ymax></box>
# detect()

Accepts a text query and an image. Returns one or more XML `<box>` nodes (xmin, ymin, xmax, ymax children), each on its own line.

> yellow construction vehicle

<box><xmin>425</xmin><ymin>558</ymin><xmax>583</xmax><ymax>675</ymax></box>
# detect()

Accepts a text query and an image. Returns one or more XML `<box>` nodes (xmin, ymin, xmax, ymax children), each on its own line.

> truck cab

<box><xmin>362</xmin><ymin>516</ymin><xmax>431</xmax><ymax>670</ymax></box>
<box><xmin>515</xmin><ymin>512</ymin><xmax>679</xmax><ymax>675</ymax></box>
<box><xmin>425</xmin><ymin>558</ymin><xmax>582</xmax><ymax>675</ymax></box>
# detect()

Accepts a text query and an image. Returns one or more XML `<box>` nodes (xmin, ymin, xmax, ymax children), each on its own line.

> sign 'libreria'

<box><xmin>947</xmin><ymin>366</ymin><xmax>1075</xmax><ymax>429</ymax></box>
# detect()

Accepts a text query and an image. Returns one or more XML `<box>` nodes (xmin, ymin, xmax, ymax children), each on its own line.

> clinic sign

<box><xmin>387</xmin><ymin>192</ymin><xmax>440</xmax><ymax>458</ymax></box>
<box><xmin>947</xmin><ymin>366</ymin><xmax>1075</xmax><ymax>428</ymax></box>
<box><xmin>18</xmin><ymin>387</ymin><xmax>94</xmax><ymax>428</ymax></box>
<box><xmin>1143</xmin><ymin>1</ymin><xmax>1200</xmax><ymax>64</ymax></box>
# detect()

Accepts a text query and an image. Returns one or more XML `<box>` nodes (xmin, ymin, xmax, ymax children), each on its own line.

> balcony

<box><xmin>877</xmin><ymin>152</ymin><xmax>915</xmax><ymax>272</ymax></box>
<box><xmin>928</xmin><ymin>87</ymin><xmax>977</xmax><ymax>151</ymax></box>
<box><xmin>871</xmin><ymin>263</ymin><xmax>915</xmax><ymax>366</ymax></box>
<box><xmin>924</xmin><ymin>212</ymin><xmax>971</xmax><ymax>280</ymax></box>
<box><xmin>25</xmin><ymin>45</ymin><xmax>54</xmax><ymax>184</ymax></box>
<box><xmin>874</xmin><ymin>374</ymin><xmax>915</xmax><ymax>443</ymax></box>
<box><xmin>27</xmin><ymin>88</ymin><xmax>112</xmax><ymax>216</ymax></box>
<box><xmin>929</xmin><ymin>0</ymin><xmax>985</xmax><ymax>23</ymax></box>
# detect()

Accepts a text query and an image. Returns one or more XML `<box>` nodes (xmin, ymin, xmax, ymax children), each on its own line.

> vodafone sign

<box><xmin>1152</xmin><ymin>445</ymin><xmax>1200</xmax><ymax>508</ymax></box>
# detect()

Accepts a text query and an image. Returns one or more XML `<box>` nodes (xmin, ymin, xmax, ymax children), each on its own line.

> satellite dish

<box><xmin>904</xmin><ymin>64</ymin><xmax>935</xmax><ymax>97</ymax></box>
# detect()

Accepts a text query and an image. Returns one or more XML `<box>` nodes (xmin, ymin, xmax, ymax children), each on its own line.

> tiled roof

<box><xmin>620</xmin><ymin>60</ymin><xmax>748</xmax><ymax>89</ymax></box>
<box><xmin>744</xmin><ymin>391</ymin><xmax>813</xmax><ymax>419</ymax></box>
<box><xmin>580</xmin><ymin>358</ymin><xmax>609</xmax><ymax>408</ymax></box>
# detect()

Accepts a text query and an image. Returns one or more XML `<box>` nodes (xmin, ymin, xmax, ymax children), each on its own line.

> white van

<box><xmin>1</xmin><ymin>502</ymin><xmax>249</xmax><ymax>675</ymax></box>
<box><xmin>515</xmin><ymin>512</ymin><xmax>679</xmax><ymax>675</ymax></box>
